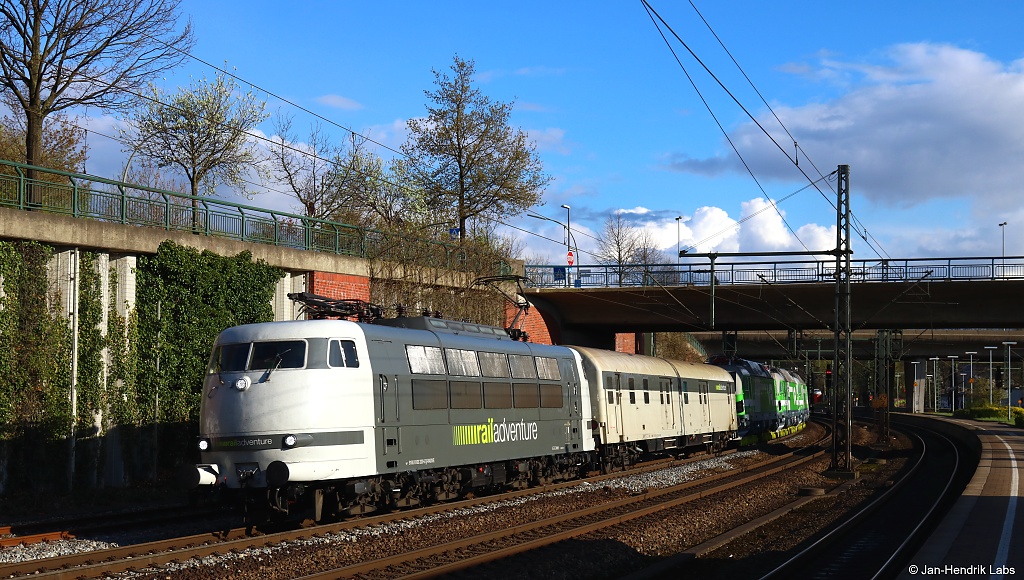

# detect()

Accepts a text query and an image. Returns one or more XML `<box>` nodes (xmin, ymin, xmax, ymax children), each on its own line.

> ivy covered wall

<box><xmin>0</xmin><ymin>240</ymin><xmax>282</xmax><ymax>495</ymax></box>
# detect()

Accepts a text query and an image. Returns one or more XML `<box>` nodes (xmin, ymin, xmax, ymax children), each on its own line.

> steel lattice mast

<box><xmin>831</xmin><ymin>164</ymin><xmax>853</xmax><ymax>471</ymax></box>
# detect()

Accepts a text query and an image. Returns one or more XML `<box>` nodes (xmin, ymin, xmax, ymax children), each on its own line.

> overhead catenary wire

<box><xmin>644</xmin><ymin>0</ymin><xmax>890</xmax><ymax>261</ymax></box>
<box><xmin>641</xmin><ymin>1</ymin><xmax>813</xmax><ymax>257</ymax></box>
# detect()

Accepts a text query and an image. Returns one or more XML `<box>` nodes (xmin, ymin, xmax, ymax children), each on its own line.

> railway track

<box><xmin>753</xmin><ymin>415</ymin><xmax>975</xmax><ymax>580</ymax></box>
<box><xmin>292</xmin><ymin>433</ymin><xmax>830</xmax><ymax>579</ymax></box>
<box><xmin>0</xmin><ymin>504</ymin><xmax>227</xmax><ymax>549</ymax></box>
<box><xmin>0</xmin><ymin>424</ymin><xmax>823</xmax><ymax>579</ymax></box>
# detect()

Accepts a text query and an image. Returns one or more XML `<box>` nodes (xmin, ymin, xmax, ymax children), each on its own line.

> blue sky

<box><xmin>78</xmin><ymin>1</ymin><xmax>1024</xmax><ymax>265</ymax></box>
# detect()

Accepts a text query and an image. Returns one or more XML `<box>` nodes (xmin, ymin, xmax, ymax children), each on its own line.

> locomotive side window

<box><xmin>513</xmin><ymin>382</ymin><xmax>540</xmax><ymax>408</ymax></box>
<box><xmin>411</xmin><ymin>379</ymin><xmax>447</xmax><ymax>409</ymax></box>
<box><xmin>483</xmin><ymin>382</ymin><xmax>513</xmax><ymax>408</ymax></box>
<box><xmin>540</xmin><ymin>383</ymin><xmax>563</xmax><ymax>408</ymax></box>
<box><xmin>479</xmin><ymin>352</ymin><xmax>511</xmax><ymax>377</ymax></box>
<box><xmin>250</xmin><ymin>340</ymin><xmax>306</xmax><ymax>370</ymax></box>
<box><xmin>328</xmin><ymin>339</ymin><xmax>359</xmax><ymax>368</ymax></box>
<box><xmin>536</xmin><ymin>357</ymin><xmax>561</xmax><ymax>380</ymax></box>
<box><xmin>445</xmin><ymin>349</ymin><xmax>481</xmax><ymax>376</ymax></box>
<box><xmin>407</xmin><ymin>345</ymin><xmax>446</xmax><ymax>374</ymax></box>
<box><xmin>450</xmin><ymin>381</ymin><xmax>482</xmax><ymax>409</ymax></box>
<box><xmin>509</xmin><ymin>355</ymin><xmax>537</xmax><ymax>379</ymax></box>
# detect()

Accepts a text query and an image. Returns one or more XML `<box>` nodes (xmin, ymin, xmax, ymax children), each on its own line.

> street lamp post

<box><xmin>948</xmin><ymin>355</ymin><xmax>959</xmax><ymax>412</ymax></box>
<box><xmin>561</xmin><ymin>204</ymin><xmax>572</xmax><ymax>286</ymax></box>
<box><xmin>912</xmin><ymin>361</ymin><xmax>920</xmax><ymax>412</ymax></box>
<box><xmin>1004</xmin><ymin>341</ymin><xmax>1017</xmax><ymax>423</ymax></box>
<box><xmin>528</xmin><ymin>212</ymin><xmax>576</xmax><ymax>288</ymax></box>
<box><xmin>675</xmin><ymin>216</ymin><xmax>682</xmax><ymax>266</ymax></box>
<box><xmin>966</xmin><ymin>351</ymin><xmax>976</xmax><ymax>407</ymax></box>
<box><xmin>985</xmin><ymin>346</ymin><xmax>998</xmax><ymax>405</ymax></box>
<box><xmin>999</xmin><ymin>221</ymin><xmax>1008</xmax><ymax>271</ymax></box>
<box><xmin>930</xmin><ymin>356</ymin><xmax>940</xmax><ymax>412</ymax></box>
<box><xmin>926</xmin><ymin>374</ymin><xmax>933</xmax><ymax>412</ymax></box>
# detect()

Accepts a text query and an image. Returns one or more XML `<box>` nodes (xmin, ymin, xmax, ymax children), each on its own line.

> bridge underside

<box><xmin>524</xmin><ymin>280</ymin><xmax>1024</xmax><ymax>354</ymax></box>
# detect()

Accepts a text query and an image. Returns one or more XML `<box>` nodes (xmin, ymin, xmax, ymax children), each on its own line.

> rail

<box><xmin>0</xmin><ymin>160</ymin><xmax>513</xmax><ymax>275</ymax></box>
<box><xmin>525</xmin><ymin>256</ymin><xmax>1024</xmax><ymax>288</ymax></box>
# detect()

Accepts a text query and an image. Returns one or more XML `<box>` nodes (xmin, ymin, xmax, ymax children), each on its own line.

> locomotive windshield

<box><xmin>208</xmin><ymin>340</ymin><xmax>307</xmax><ymax>373</ymax></box>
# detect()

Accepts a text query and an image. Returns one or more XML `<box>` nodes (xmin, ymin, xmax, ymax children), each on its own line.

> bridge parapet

<box><xmin>525</xmin><ymin>257</ymin><xmax>1024</xmax><ymax>289</ymax></box>
<box><xmin>0</xmin><ymin>159</ymin><xmax>515</xmax><ymax>278</ymax></box>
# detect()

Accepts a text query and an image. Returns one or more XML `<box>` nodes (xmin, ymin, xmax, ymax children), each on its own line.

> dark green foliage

<box><xmin>0</xmin><ymin>241</ymin><xmax>72</xmax><ymax>439</ymax></box>
<box><xmin>76</xmin><ymin>252</ymin><xmax>105</xmax><ymax>433</ymax></box>
<box><xmin>135</xmin><ymin>241</ymin><xmax>282</xmax><ymax>424</ymax></box>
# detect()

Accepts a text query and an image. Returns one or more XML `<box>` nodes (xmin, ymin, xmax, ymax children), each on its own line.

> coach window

<box><xmin>682</xmin><ymin>380</ymin><xmax>689</xmax><ymax>405</ymax></box>
<box><xmin>479</xmin><ymin>352</ymin><xmax>510</xmax><ymax>378</ymax></box>
<box><xmin>643</xmin><ymin>378</ymin><xmax>650</xmax><ymax>404</ymax></box>
<box><xmin>509</xmin><ymin>354</ymin><xmax>537</xmax><ymax>379</ymax></box>
<box><xmin>605</xmin><ymin>376</ymin><xmax>615</xmax><ymax>405</ymax></box>
<box><xmin>407</xmin><ymin>345</ymin><xmax>446</xmax><ymax>374</ymax></box>
<box><xmin>445</xmin><ymin>349</ymin><xmax>481</xmax><ymax>376</ymax></box>
<box><xmin>328</xmin><ymin>339</ymin><xmax>360</xmax><ymax>368</ymax></box>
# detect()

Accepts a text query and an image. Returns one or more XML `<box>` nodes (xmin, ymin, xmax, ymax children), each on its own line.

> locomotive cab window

<box><xmin>208</xmin><ymin>343</ymin><xmax>250</xmax><ymax>373</ymax></box>
<box><xmin>328</xmin><ymin>339</ymin><xmax>359</xmax><ymax>368</ymax></box>
<box><xmin>250</xmin><ymin>340</ymin><xmax>306</xmax><ymax>370</ymax></box>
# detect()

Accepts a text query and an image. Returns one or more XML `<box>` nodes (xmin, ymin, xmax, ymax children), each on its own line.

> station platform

<box><xmin>899</xmin><ymin>417</ymin><xmax>1022</xmax><ymax>578</ymax></box>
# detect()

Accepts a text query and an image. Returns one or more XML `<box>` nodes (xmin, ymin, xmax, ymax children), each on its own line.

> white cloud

<box><xmin>666</xmin><ymin>43</ymin><xmax>1024</xmax><ymax>213</ymax></box>
<box><xmin>315</xmin><ymin>94</ymin><xmax>364</xmax><ymax>110</ymax></box>
<box><xmin>528</xmin><ymin>127</ymin><xmax>571</xmax><ymax>154</ymax></box>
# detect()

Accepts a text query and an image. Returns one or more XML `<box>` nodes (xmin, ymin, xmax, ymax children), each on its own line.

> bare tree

<box><xmin>595</xmin><ymin>213</ymin><xmax>640</xmax><ymax>286</ymax></box>
<box><xmin>0</xmin><ymin>0</ymin><xmax>194</xmax><ymax>198</ymax></box>
<box><xmin>121</xmin><ymin>71</ymin><xmax>268</xmax><ymax>229</ymax></box>
<box><xmin>269</xmin><ymin>113</ymin><xmax>382</xmax><ymax>224</ymax></box>
<box><xmin>402</xmin><ymin>55</ymin><xmax>550</xmax><ymax>242</ymax></box>
<box><xmin>595</xmin><ymin>213</ymin><xmax>670</xmax><ymax>286</ymax></box>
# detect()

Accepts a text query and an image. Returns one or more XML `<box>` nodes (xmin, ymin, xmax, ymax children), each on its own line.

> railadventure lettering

<box><xmin>452</xmin><ymin>418</ymin><xmax>539</xmax><ymax>446</ymax></box>
<box><xmin>220</xmin><ymin>438</ymin><xmax>274</xmax><ymax>448</ymax></box>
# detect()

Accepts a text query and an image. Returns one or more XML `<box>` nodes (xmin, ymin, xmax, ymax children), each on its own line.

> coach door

<box><xmin>660</xmin><ymin>377</ymin><xmax>675</xmax><ymax>430</ymax></box>
<box><xmin>697</xmin><ymin>380</ymin><xmax>713</xmax><ymax>434</ymax></box>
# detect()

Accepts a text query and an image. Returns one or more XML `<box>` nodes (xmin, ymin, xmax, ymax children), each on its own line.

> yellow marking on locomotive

<box><xmin>453</xmin><ymin>418</ymin><xmax>494</xmax><ymax>446</ymax></box>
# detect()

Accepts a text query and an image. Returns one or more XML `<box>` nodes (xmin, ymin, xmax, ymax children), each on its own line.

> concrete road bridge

<box><xmin>523</xmin><ymin>260</ymin><xmax>1024</xmax><ymax>355</ymax></box>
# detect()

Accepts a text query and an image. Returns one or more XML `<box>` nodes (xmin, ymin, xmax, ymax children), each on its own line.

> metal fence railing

<box><xmin>525</xmin><ymin>256</ymin><xmax>1024</xmax><ymax>289</ymax></box>
<box><xmin>0</xmin><ymin>160</ymin><xmax>513</xmax><ymax>276</ymax></box>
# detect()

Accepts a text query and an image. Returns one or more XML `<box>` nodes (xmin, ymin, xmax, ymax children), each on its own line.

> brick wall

<box><xmin>504</xmin><ymin>303</ymin><xmax>554</xmax><ymax>345</ymax></box>
<box><xmin>308</xmin><ymin>271</ymin><xmax>370</xmax><ymax>302</ymax></box>
<box><xmin>615</xmin><ymin>333</ymin><xmax>637</xmax><ymax>354</ymax></box>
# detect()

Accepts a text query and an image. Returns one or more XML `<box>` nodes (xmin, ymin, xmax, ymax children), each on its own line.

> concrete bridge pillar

<box><xmin>273</xmin><ymin>271</ymin><xmax>307</xmax><ymax>321</ymax></box>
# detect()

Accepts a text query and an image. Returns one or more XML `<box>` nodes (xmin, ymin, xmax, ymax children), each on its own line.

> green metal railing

<box><xmin>0</xmin><ymin>160</ymin><xmax>512</xmax><ymax>276</ymax></box>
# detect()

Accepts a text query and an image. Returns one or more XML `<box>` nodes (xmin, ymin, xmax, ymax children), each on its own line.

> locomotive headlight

<box><xmin>197</xmin><ymin>438</ymin><xmax>211</xmax><ymax>452</ymax></box>
<box><xmin>282</xmin><ymin>433</ymin><xmax>313</xmax><ymax>449</ymax></box>
<box><xmin>233</xmin><ymin>376</ymin><xmax>251</xmax><ymax>391</ymax></box>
